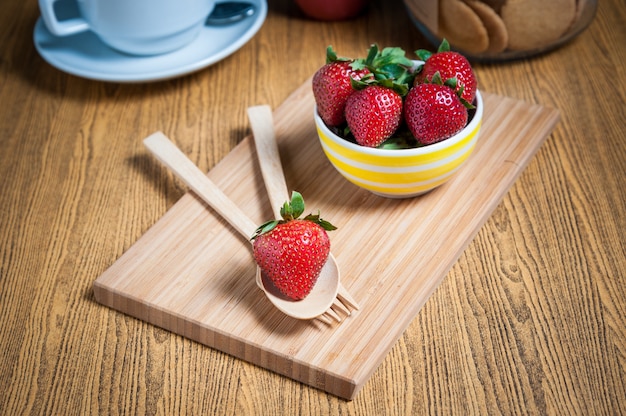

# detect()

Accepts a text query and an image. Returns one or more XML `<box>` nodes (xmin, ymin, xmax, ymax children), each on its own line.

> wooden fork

<box><xmin>247</xmin><ymin>105</ymin><xmax>360</xmax><ymax>323</ymax></box>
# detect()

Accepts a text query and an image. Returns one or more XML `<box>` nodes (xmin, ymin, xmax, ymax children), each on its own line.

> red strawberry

<box><xmin>252</xmin><ymin>192</ymin><xmax>336</xmax><ymax>300</ymax></box>
<box><xmin>404</xmin><ymin>82</ymin><xmax>468</xmax><ymax>145</ymax></box>
<box><xmin>345</xmin><ymin>85</ymin><xmax>404</xmax><ymax>147</ymax></box>
<box><xmin>312</xmin><ymin>47</ymin><xmax>371</xmax><ymax>127</ymax></box>
<box><xmin>415</xmin><ymin>39</ymin><xmax>477</xmax><ymax>103</ymax></box>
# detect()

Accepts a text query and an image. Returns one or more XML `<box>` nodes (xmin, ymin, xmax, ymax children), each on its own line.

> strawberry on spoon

<box><xmin>143</xmin><ymin>132</ymin><xmax>340</xmax><ymax>320</ymax></box>
<box><xmin>251</xmin><ymin>191</ymin><xmax>335</xmax><ymax>300</ymax></box>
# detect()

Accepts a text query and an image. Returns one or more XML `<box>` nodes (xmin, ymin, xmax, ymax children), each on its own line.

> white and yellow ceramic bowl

<box><xmin>315</xmin><ymin>90</ymin><xmax>483</xmax><ymax>198</ymax></box>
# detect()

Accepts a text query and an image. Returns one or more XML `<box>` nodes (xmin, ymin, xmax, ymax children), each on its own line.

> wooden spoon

<box><xmin>247</xmin><ymin>105</ymin><xmax>343</xmax><ymax>319</ymax></box>
<box><xmin>143</xmin><ymin>131</ymin><xmax>339</xmax><ymax>320</ymax></box>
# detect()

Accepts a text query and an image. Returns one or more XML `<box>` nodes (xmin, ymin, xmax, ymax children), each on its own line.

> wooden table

<box><xmin>1</xmin><ymin>0</ymin><xmax>624</xmax><ymax>414</ymax></box>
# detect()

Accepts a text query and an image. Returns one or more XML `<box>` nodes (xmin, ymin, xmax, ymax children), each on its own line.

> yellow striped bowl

<box><xmin>316</xmin><ymin>90</ymin><xmax>483</xmax><ymax>198</ymax></box>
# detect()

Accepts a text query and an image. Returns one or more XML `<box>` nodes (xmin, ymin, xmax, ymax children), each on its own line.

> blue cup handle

<box><xmin>38</xmin><ymin>0</ymin><xmax>89</xmax><ymax>36</ymax></box>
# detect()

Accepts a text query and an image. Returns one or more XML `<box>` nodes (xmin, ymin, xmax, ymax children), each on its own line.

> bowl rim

<box><xmin>315</xmin><ymin>89</ymin><xmax>483</xmax><ymax>157</ymax></box>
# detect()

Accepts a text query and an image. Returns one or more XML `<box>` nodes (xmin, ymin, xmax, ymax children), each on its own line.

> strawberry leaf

<box><xmin>437</xmin><ymin>38</ymin><xmax>451</xmax><ymax>53</ymax></box>
<box><xmin>362</xmin><ymin>44</ymin><xmax>414</xmax><ymax>82</ymax></box>
<box><xmin>389</xmin><ymin>81</ymin><xmax>409</xmax><ymax>96</ymax></box>
<box><xmin>318</xmin><ymin>218</ymin><xmax>337</xmax><ymax>231</ymax></box>
<box><xmin>460</xmin><ymin>96</ymin><xmax>476</xmax><ymax>110</ymax></box>
<box><xmin>430</xmin><ymin>71</ymin><xmax>444</xmax><ymax>85</ymax></box>
<box><xmin>376</xmin><ymin>47</ymin><xmax>414</xmax><ymax>68</ymax></box>
<box><xmin>350</xmin><ymin>58</ymin><xmax>367</xmax><ymax>71</ymax></box>
<box><xmin>254</xmin><ymin>186</ymin><xmax>337</xmax><ymax>243</ymax></box>
<box><xmin>376</xmin><ymin>63</ymin><xmax>408</xmax><ymax>81</ymax></box>
<box><xmin>352</xmin><ymin>71</ymin><xmax>410</xmax><ymax>96</ymax></box>
<box><xmin>414</xmin><ymin>49</ymin><xmax>432</xmax><ymax>62</ymax></box>
<box><xmin>325</xmin><ymin>45</ymin><xmax>350</xmax><ymax>64</ymax></box>
<box><xmin>350</xmin><ymin>73</ymin><xmax>376</xmax><ymax>90</ymax></box>
<box><xmin>251</xmin><ymin>220</ymin><xmax>279</xmax><ymax>239</ymax></box>
<box><xmin>289</xmin><ymin>191</ymin><xmax>305</xmax><ymax>218</ymax></box>
<box><xmin>364</xmin><ymin>44</ymin><xmax>379</xmax><ymax>67</ymax></box>
<box><xmin>304</xmin><ymin>212</ymin><xmax>337</xmax><ymax>231</ymax></box>
<box><xmin>443</xmin><ymin>76</ymin><xmax>458</xmax><ymax>90</ymax></box>
<box><xmin>415</xmin><ymin>38</ymin><xmax>451</xmax><ymax>61</ymax></box>
<box><xmin>280</xmin><ymin>201</ymin><xmax>294</xmax><ymax>220</ymax></box>
<box><xmin>326</xmin><ymin>45</ymin><xmax>337</xmax><ymax>63</ymax></box>
<box><xmin>378</xmin><ymin>130</ymin><xmax>420</xmax><ymax>149</ymax></box>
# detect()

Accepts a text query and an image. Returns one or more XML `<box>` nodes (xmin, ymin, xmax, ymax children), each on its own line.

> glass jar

<box><xmin>404</xmin><ymin>0</ymin><xmax>597</xmax><ymax>61</ymax></box>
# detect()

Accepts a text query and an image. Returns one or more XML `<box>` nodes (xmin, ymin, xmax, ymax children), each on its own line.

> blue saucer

<box><xmin>33</xmin><ymin>0</ymin><xmax>267</xmax><ymax>82</ymax></box>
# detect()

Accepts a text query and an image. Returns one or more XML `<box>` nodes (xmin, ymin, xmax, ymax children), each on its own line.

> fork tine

<box><xmin>325</xmin><ymin>307</ymin><xmax>343</xmax><ymax>322</ymax></box>
<box><xmin>317</xmin><ymin>288</ymin><xmax>361</xmax><ymax>324</ymax></box>
<box><xmin>316</xmin><ymin>310</ymin><xmax>341</xmax><ymax>324</ymax></box>
<box><xmin>330</xmin><ymin>297</ymin><xmax>351</xmax><ymax>316</ymax></box>
<box><xmin>316</xmin><ymin>313</ymin><xmax>334</xmax><ymax>325</ymax></box>
<box><xmin>336</xmin><ymin>283</ymin><xmax>359</xmax><ymax>311</ymax></box>
<box><xmin>317</xmin><ymin>284</ymin><xmax>359</xmax><ymax>324</ymax></box>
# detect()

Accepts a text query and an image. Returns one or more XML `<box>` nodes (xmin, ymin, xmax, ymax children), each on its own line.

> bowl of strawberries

<box><xmin>312</xmin><ymin>41</ymin><xmax>483</xmax><ymax>198</ymax></box>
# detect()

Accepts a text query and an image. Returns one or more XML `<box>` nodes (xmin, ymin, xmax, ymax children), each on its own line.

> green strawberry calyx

<box><xmin>325</xmin><ymin>45</ymin><xmax>374</xmax><ymax>81</ymax></box>
<box><xmin>350</xmin><ymin>75</ymin><xmax>409</xmax><ymax>97</ymax></box>
<box><xmin>414</xmin><ymin>38</ymin><xmax>451</xmax><ymax>62</ymax></box>
<box><xmin>251</xmin><ymin>191</ymin><xmax>337</xmax><ymax>239</ymax></box>
<box><xmin>363</xmin><ymin>44</ymin><xmax>415</xmax><ymax>81</ymax></box>
<box><xmin>423</xmin><ymin>71</ymin><xmax>475</xmax><ymax>110</ymax></box>
<box><xmin>347</xmin><ymin>44</ymin><xmax>417</xmax><ymax>96</ymax></box>
<box><xmin>325</xmin><ymin>44</ymin><xmax>417</xmax><ymax>96</ymax></box>
<box><xmin>325</xmin><ymin>45</ymin><xmax>351</xmax><ymax>64</ymax></box>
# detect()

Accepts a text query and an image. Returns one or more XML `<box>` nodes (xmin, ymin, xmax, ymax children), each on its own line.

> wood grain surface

<box><xmin>1</xmin><ymin>0</ymin><xmax>624</xmax><ymax>414</ymax></box>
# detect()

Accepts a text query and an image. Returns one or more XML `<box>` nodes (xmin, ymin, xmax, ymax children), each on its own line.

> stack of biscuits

<box><xmin>406</xmin><ymin>0</ymin><xmax>594</xmax><ymax>56</ymax></box>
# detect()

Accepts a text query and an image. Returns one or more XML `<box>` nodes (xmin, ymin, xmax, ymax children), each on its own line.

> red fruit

<box><xmin>404</xmin><ymin>83</ymin><xmax>468</xmax><ymax>145</ymax></box>
<box><xmin>416</xmin><ymin>51</ymin><xmax>477</xmax><ymax>103</ymax></box>
<box><xmin>295</xmin><ymin>0</ymin><xmax>367</xmax><ymax>20</ymax></box>
<box><xmin>252</xmin><ymin>192</ymin><xmax>336</xmax><ymax>300</ymax></box>
<box><xmin>345</xmin><ymin>85</ymin><xmax>403</xmax><ymax>147</ymax></box>
<box><xmin>313</xmin><ymin>60</ymin><xmax>370</xmax><ymax>127</ymax></box>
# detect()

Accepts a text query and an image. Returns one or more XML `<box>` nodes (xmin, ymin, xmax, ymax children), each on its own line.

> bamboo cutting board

<box><xmin>93</xmin><ymin>78</ymin><xmax>560</xmax><ymax>400</ymax></box>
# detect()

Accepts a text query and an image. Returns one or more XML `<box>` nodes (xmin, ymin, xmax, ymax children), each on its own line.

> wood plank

<box><xmin>93</xmin><ymin>77</ymin><xmax>560</xmax><ymax>400</ymax></box>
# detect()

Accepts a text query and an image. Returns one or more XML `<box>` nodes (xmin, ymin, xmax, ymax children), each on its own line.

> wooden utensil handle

<box><xmin>143</xmin><ymin>131</ymin><xmax>258</xmax><ymax>239</ymax></box>
<box><xmin>247</xmin><ymin>105</ymin><xmax>290</xmax><ymax>218</ymax></box>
